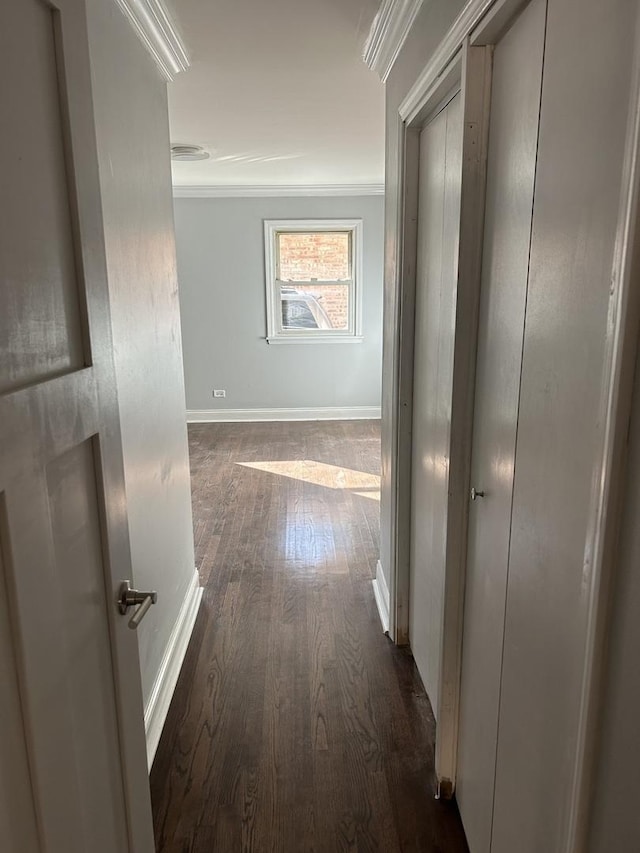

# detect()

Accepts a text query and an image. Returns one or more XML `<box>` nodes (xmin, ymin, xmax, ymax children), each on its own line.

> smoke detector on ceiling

<box><xmin>171</xmin><ymin>144</ymin><xmax>210</xmax><ymax>162</ymax></box>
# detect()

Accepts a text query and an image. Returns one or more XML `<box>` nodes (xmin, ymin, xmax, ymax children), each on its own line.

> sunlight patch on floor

<box><xmin>352</xmin><ymin>489</ymin><xmax>380</xmax><ymax>501</ymax></box>
<box><xmin>237</xmin><ymin>459</ymin><xmax>381</xmax><ymax>500</ymax></box>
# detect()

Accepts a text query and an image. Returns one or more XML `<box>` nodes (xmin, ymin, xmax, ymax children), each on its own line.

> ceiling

<box><xmin>167</xmin><ymin>0</ymin><xmax>385</xmax><ymax>188</ymax></box>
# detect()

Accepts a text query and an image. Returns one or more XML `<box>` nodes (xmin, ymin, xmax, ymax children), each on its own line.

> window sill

<box><xmin>266</xmin><ymin>334</ymin><xmax>364</xmax><ymax>345</ymax></box>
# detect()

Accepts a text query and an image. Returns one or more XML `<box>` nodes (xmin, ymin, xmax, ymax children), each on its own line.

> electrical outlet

<box><xmin>213</xmin><ymin>389</ymin><xmax>226</xmax><ymax>398</ymax></box>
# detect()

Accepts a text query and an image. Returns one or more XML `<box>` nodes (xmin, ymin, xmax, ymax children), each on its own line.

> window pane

<box><xmin>280</xmin><ymin>284</ymin><xmax>350</xmax><ymax>331</ymax></box>
<box><xmin>278</xmin><ymin>232</ymin><xmax>350</xmax><ymax>281</ymax></box>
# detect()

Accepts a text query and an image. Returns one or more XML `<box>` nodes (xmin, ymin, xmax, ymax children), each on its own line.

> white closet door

<box><xmin>455</xmin><ymin>1</ymin><xmax>546</xmax><ymax>851</ymax></box>
<box><xmin>490</xmin><ymin>0</ymin><xmax>639</xmax><ymax>848</ymax></box>
<box><xmin>409</xmin><ymin>92</ymin><xmax>463</xmax><ymax>711</ymax></box>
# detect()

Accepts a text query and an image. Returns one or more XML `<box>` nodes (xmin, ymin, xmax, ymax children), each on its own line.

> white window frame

<box><xmin>263</xmin><ymin>218</ymin><xmax>364</xmax><ymax>344</ymax></box>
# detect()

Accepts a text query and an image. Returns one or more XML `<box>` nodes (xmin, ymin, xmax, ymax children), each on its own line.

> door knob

<box><xmin>470</xmin><ymin>487</ymin><xmax>486</xmax><ymax>501</ymax></box>
<box><xmin>118</xmin><ymin>581</ymin><xmax>157</xmax><ymax>630</ymax></box>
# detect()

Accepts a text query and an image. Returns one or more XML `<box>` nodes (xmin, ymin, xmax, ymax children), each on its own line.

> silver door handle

<box><xmin>470</xmin><ymin>487</ymin><xmax>486</xmax><ymax>501</ymax></box>
<box><xmin>118</xmin><ymin>581</ymin><xmax>157</xmax><ymax>630</ymax></box>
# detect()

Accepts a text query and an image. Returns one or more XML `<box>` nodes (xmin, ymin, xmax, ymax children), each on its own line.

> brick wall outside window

<box><xmin>278</xmin><ymin>232</ymin><xmax>351</xmax><ymax>329</ymax></box>
<box><xmin>278</xmin><ymin>232</ymin><xmax>350</xmax><ymax>280</ymax></box>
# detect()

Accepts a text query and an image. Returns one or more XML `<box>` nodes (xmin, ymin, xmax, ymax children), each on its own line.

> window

<box><xmin>264</xmin><ymin>219</ymin><xmax>363</xmax><ymax>343</ymax></box>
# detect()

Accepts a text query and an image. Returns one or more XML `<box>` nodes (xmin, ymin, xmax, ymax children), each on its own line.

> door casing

<box><xmin>391</xmin><ymin>38</ymin><xmax>492</xmax><ymax>798</ymax></box>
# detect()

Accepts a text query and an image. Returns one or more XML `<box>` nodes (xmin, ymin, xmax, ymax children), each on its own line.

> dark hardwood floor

<box><xmin>150</xmin><ymin>420</ymin><xmax>469</xmax><ymax>852</ymax></box>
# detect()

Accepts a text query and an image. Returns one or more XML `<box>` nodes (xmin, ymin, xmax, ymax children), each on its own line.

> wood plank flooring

<box><xmin>150</xmin><ymin>420</ymin><xmax>469</xmax><ymax>852</ymax></box>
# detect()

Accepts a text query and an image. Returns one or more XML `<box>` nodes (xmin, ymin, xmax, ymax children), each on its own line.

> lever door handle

<box><xmin>470</xmin><ymin>487</ymin><xmax>486</xmax><ymax>501</ymax></box>
<box><xmin>118</xmin><ymin>581</ymin><xmax>157</xmax><ymax>630</ymax></box>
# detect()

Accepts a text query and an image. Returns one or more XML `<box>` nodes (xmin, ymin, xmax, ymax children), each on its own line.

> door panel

<box><xmin>0</xmin><ymin>518</ymin><xmax>40</xmax><ymax>853</ymax></box>
<box><xmin>0</xmin><ymin>0</ymin><xmax>154</xmax><ymax>849</ymax></box>
<box><xmin>46</xmin><ymin>440</ymin><xmax>129</xmax><ymax>850</ymax></box>
<box><xmin>0</xmin><ymin>0</ymin><xmax>85</xmax><ymax>394</ymax></box>
<box><xmin>409</xmin><ymin>93</ymin><xmax>462</xmax><ymax>712</ymax></box>
<box><xmin>456</xmin><ymin>2</ymin><xmax>546</xmax><ymax>851</ymax></box>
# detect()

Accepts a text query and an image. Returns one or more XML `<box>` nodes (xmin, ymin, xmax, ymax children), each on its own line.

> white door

<box><xmin>409</xmin><ymin>92</ymin><xmax>463</xmax><ymax>710</ymax></box>
<box><xmin>455</xmin><ymin>2</ymin><xmax>546</xmax><ymax>851</ymax></box>
<box><xmin>0</xmin><ymin>0</ymin><xmax>154</xmax><ymax>850</ymax></box>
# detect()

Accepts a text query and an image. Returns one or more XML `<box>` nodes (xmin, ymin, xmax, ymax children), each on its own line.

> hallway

<box><xmin>150</xmin><ymin>421</ymin><xmax>468</xmax><ymax>851</ymax></box>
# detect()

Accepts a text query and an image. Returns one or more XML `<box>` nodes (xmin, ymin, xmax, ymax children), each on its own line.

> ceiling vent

<box><xmin>171</xmin><ymin>144</ymin><xmax>210</xmax><ymax>162</ymax></box>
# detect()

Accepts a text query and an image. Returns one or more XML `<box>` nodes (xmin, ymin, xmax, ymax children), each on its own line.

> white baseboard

<box><xmin>187</xmin><ymin>406</ymin><xmax>381</xmax><ymax>423</ymax></box>
<box><xmin>372</xmin><ymin>559</ymin><xmax>390</xmax><ymax>634</ymax></box>
<box><xmin>144</xmin><ymin>569</ymin><xmax>202</xmax><ymax>769</ymax></box>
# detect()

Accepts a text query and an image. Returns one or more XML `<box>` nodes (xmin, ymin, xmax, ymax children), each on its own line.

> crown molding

<box><xmin>113</xmin><ymin>0</ymin><xmax>189</xmax><ymax>81</ymax></box>
<box><xmin>363</xmin><ymin>0</ymin><xmax>424</xmax><ymax>82</ymax></box>
<box><xmin>172</xmin><ymin>183</ymin><xmax>385</xmax><ymax>198</ymax></box>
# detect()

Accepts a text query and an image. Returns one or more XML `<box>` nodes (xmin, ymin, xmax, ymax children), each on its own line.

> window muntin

<box><xmin>264</xmin><ymin>220</ymin><xmax>363</xmax><ymax>343</ymax></box>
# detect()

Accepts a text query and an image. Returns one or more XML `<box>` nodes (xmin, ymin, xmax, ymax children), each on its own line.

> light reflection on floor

<box><xmin>236</xmin><ymin>459</ymin><xmax>381</xmax><ymax>501</ymax></box>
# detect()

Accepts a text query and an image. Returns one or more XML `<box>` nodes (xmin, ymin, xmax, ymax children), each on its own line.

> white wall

<box><xmin>174</xmin><ymin>195</ymin><xmax>384</xmax><ymax>415</ymax></box>
<box><xmin>86</xmin><ymin>0</ymin><xmax>197</xmax><ymax>716</ymax></box>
